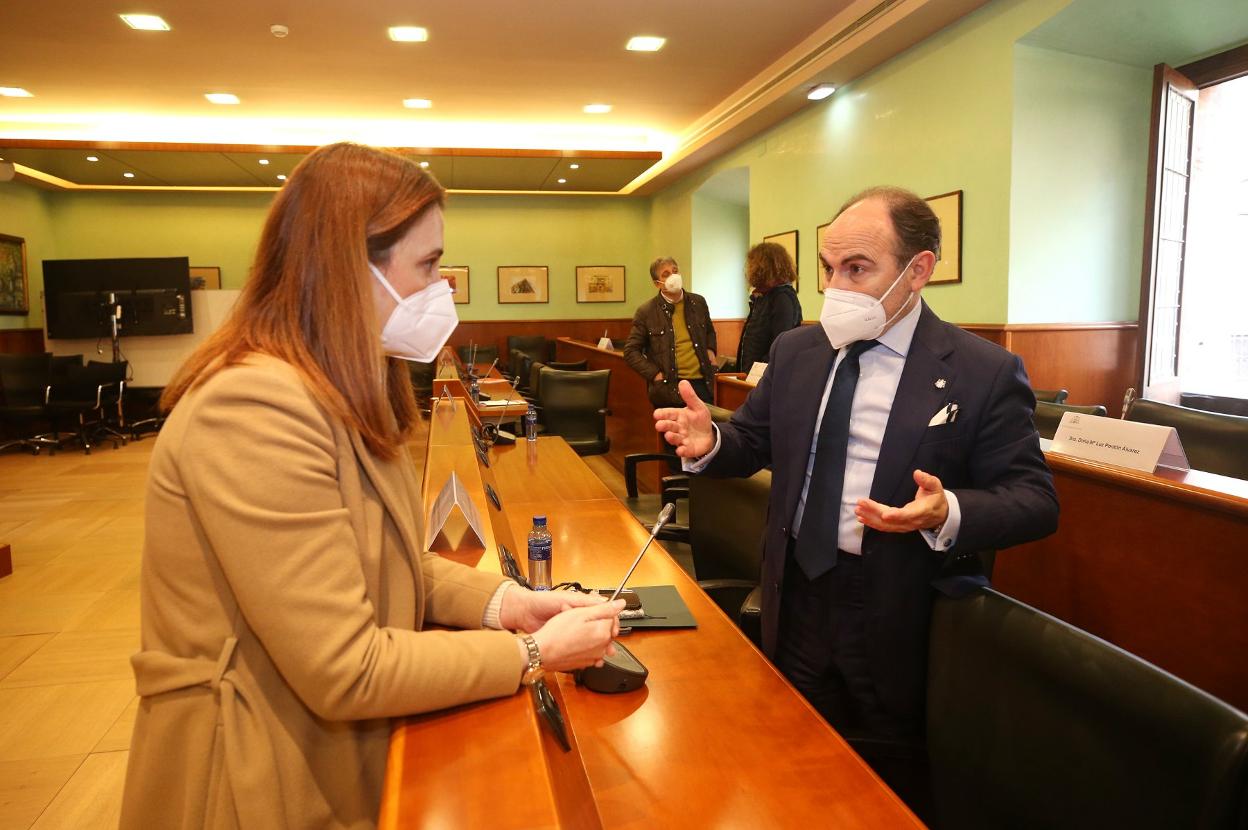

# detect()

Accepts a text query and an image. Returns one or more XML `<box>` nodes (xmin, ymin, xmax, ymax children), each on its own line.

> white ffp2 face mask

<box><xmin>819</xmin><ymin>254</ymin><xmax>917</xmax><ymax>350</ymax></box>
<box><xmin>663</xmin><ymin>273</ymin><xmax>684</xmax><ymax>294</ymax></box>
<box><xmin>370</xmin><ymin>263</ymin><xmax>458</xmax><ymax>362</ymax></box>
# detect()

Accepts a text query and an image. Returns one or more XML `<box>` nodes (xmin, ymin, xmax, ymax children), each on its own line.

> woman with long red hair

<box><xmin>121</xmin><ymin>143</ymin><xmax>622</xmax><ymax>829</ymax></box>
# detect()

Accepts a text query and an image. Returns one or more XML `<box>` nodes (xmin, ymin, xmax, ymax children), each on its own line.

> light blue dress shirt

<box><xmin>688</xmin><ymin>300</ymin><xmax>960</xmax><ymax>555</ymax></box>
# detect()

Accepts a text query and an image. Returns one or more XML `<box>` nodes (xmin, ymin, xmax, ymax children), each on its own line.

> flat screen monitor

<box><xmin>43</xmin><ymin>257</ymin><xmax>194</xmax><ymax>339</ymax></box>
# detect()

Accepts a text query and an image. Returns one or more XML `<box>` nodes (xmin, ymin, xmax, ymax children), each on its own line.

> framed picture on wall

<box><xmin>763</xmin><ymin>229</ymin><xmax>799</xmax><ymax>290</ymax></box>
<box><xmin>815</xmin><ymin>222</ymin><xmax>831</xmax><ymax>289</ymax></box>
<box><xmin>189</xmin><ymin>266</ymin><xmax>222</xmax><ymax>290</ymax></box>
<box><xmin>575</xmin><ymin>265</ymin><xmax>626</xmax><ymax>303</ymax></box>
<box><xmin>440</xmin><ymin>265</ymin><xmax>470</xmax><ymax>304</ymax></box>
<box><xmin>0</xmin><ymin>233</ymin><xmax>29</xmax><ymax>315</ymax></box>
<box><xmin>925</xmin><ymin>190</ymin><xmax>963</xmax><ymax>285</ymax></box>
<box><xmin>497</xmin><ymin>266</ymin><xmax>549</xmax><ymax>304</ymax></box>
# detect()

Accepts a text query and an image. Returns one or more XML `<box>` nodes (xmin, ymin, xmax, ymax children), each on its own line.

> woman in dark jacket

<box><xmin>736</xmin><ymin>242</ymin><xmax>803</xmax><ymax>375</ymax></box>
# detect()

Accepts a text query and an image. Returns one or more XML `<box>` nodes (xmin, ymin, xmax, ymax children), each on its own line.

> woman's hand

<box><xmin>500</xmin><ymin>586</ymin><xmax>607</xmax><ymax>633</ymax></box>
<box><xmin>531</xmin><ymin>600</ymin><xmax>625</xmax><ymax>672</ymax></box>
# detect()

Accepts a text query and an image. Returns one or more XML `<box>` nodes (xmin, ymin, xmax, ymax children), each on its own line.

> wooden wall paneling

<box><xmin>0</xmin><ymin>328</ymin><xmax>45</xmax><ymax>354</ymax></box>
<box><xmin>712</xmin><ymin>319</ymin><xmax>744</xmax><ymax>364</ymax></box>
<box><xmin>1002</xmin><ymin>324</ymin><xmax>1139</xmax><ymax>410</ymax></box>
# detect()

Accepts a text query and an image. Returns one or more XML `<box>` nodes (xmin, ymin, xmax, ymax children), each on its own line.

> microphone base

<box><xmin>575</xmin><ymin>640</ymin><xmax>648</xmax><ymax>694</ymax></box>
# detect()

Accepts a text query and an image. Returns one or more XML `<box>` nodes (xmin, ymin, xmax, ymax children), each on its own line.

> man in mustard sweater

<box><xmin>624</xmin><ymin>257</ymin><xmax>718</xmax><ymax>408</ymax></box>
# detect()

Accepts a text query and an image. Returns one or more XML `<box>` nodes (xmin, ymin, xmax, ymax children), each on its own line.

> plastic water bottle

<box><xmin>527</xmin><ymin>516</ymin><xmax>552</xmax><ymax>590</ymax></box>
<box><xmin>469</xmin><ymin>376</ymin><xmax>480</xmax><ymax>404</ymax></box>
<box><xmin>525</xmin><ymin>406</ymin><xmax>538</xmax><ymax>441</ymax></box>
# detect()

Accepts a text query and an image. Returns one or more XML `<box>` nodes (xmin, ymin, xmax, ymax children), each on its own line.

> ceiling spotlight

<box><xmin>557</xmin><ymin>178</ymin><xmax>567</xmax><ymax>184</ymax></box>
<box><xmin>120</xmin><ymin>14</ymin><xmax>170</xmax><ymax>31</ymax></box>
<box><xmin>569</xmin><ymin>164</ymin><xmax>580</xmax><ymax>170</ymax></box>
<box><xmin>419</xmin><ymin>161</ymin><xmax>429</xmax><ymax>168</ymax></box>
<box><xmin>583</xmin><ymin>103</ymin><xmax>612</xmax><ymax>114</ymax></box>
<box><xmin>626</xmin><ymin>36</ymin><xmax>666</xmax><ymax>52</ymax></box>
<box><xmin>270</xmin><ymin>24</ymin><xmax>289</xmax><ymax>38</ymax></box>
<box><xmin>205</xmin><ymin>93</ymin><xmax>240</xmax><ymax>105</ymax></box>
<box><xmin>388</xmin><ymin>26</ymin><xmax>428</xmax><ymax>42</ymax></box>
<box><xmin>258</xmin><ymin>159</ymin><xmax>269</xmax><ymax>165</ymax></box>
<box><xmin>403</xmin><ymin>98</ymin><xmax>432</xmax><ymax>109</ymax></box>
<box><xmin>807</xmin><ymin>84</ymin><xmax>836</xmax><ymax>101</ymax></box>
<box><xmin>86</xmin><ymin>156</ymin><xmax>99</xmax><ymax>162</ymax></box>
<box><xmin>123</xmin><ymin>172</ymin><xmax>136</xmax><ymax>178</ymax></box>
<box><xmin>277</xmin><ymin>174</ymin><xmax>287</xmax><ymax>181</ymax></box>
<box><xmin>0</xmin><ymin>87</ymin><xmax>33</xmax><ymax>97</ymax></box>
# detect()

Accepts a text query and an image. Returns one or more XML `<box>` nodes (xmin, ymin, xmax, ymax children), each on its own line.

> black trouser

<box><xmin>774</xmin><ymin>544</ymin><xmax>936</xmax><ymax>825</ymax></box>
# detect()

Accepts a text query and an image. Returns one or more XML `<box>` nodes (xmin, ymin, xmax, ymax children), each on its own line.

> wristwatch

<box><xmin>519</xmin><ymin>633</ymin><xmax>545</xmax><ymax>686</ymax></box>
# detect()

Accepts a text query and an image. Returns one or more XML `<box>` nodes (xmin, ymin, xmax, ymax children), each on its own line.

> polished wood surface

<box><xmin>0</xmin><ymin>543</ymin><xmax>11</xmax><ymax>579</ymax></box>
<box><xmin>0</xmin><ymin>329</ymin><xmax>44</xmax><ymax>354</ymax></box>
<box><xmin>382</xmin><ymin>407</ymin><xmax>923</xmax><ymax>829</ymax></box>
<box><xmin>996</xmin><ymin>449</ymin><xmax>1248</xmax><ymax>712</ymax></box>
<box><xmin>714</xmin><ymin>373</ymin><xmax>754</xmax><ymax>411</ymax></box>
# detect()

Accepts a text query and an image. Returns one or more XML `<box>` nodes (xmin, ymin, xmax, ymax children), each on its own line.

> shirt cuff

<box><xmin>920</xmin><ymin>490</ymin><xmax>961</xmax><ymax>552</ymax></box>
<box><xmin>482</xmin><ymin>580</ymin><xmax>518</xmax><ymax>630</ymax></box>
<box><xmin>681</xmin><ymin>424</ymin><xmax>722</xmax><ymax>473</ymax></box>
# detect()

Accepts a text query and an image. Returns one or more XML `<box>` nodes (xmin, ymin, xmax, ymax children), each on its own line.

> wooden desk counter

<box><xmin>996</xmin><ymin>449</ymin><xmax>1248</xmax><ymax>711</ymax></box>
<box><xmin>382</xmin><ymin>408</ymin><xmax>922</xmax><ymax>829</ymax></box>
<box><xmin>715</xmin><ymin>373</ymin><xmax>754</xmax><ymax>412</ymax></box>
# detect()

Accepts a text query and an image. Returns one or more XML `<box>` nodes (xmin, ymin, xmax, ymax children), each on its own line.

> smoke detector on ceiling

<box><xmin>270</xmin><ymin>24</ymin><xmax>289</xmax><ymax>38</ymax></box>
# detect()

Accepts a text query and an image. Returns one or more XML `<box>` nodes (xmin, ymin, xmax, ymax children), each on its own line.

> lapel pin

<box><xmin>935</xmin><ymin>378</ymin><xmax>947</xmax><ymax>389</ymax></box>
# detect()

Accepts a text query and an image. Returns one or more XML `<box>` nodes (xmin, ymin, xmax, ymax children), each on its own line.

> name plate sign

<box><xmin>425</xmin><ymin>470</ymin><xmax>487</xmax><ymax>549</ymax></box>
<box><xmin>1050</xmin><ymin>412</ymin><xmax>1189</xmax><ymax>473</ymax></box>
<box><xmin>597</xmin><ymin>336</ymin><xmax>614</xmax><ymax>351</ymax></box>
<box><xmin>744</xmin><ymin>361</ymin><xmax>767</xmax><ymax>386</ymax></box>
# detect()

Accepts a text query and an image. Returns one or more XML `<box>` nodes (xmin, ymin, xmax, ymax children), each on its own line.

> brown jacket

<box><xmin>121</xmin><ymin>355</ymin><xmax>522</xmax><ymax>830</ymax></box>
<box><xmin>623</xmin><ymin>291</ymin><xmax>718</xmax><ymax>407</ymax></box>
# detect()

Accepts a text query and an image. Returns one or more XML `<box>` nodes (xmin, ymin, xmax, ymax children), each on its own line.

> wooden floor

<box><xmin>0</xmin><ymin>425</ymin><xmax>653</xmax><ymax>830</ymax></box>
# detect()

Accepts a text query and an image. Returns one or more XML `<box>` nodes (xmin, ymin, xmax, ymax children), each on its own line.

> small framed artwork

<box><xmin>189</xmin><ymin>265</ymin><xmax>222</xmax><ymax>290</ymax></box>
<box><xmin>0</xmin><ymin>233</ymin><xmax>29</xmax><ymax>315</ymax></box>
<box><xmin>440</xmin><ymin>265</ymin><xmax>470</xmax><ymax>304</ymax></box>
<box><xmin>925</xmin><ymin>190</ymin><xmax>963</xmax><ymax>285</ymax></box>
<box><xmin>576</xmin><ymin>265</ymin><xmax>626</xmax><ymax>303</ymax></box>
<box><xmin>815</xmin><ymin>222</ymin><xmax>831</xmax><ymax>289</ymax></box>
<box><xmin>763</xmin><ymin>229</ymin><xmax>799</xmax><ymax>289</ymax></box>
<box><xmin>497</xmin><ymin>266</ymin><xmax>549</xmax><ymax>304</ymax></box>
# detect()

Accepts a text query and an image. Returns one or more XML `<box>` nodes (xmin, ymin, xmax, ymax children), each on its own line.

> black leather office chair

<box><xmin>0</xmin><ymin>352</ymin><xmax>58</xmax><ymax>455</ymax></box>
<box><xmin>536</xmin><ymin>367</ymin><xmax>610</xmax><ymax>456</ymax></box>
<box><xmin>1032</xmin><ymin>388</ymin><xmax>1069</xmax><ymax>404</ymax></box>
<box><xmin>548</xmin><ymin>359</ymin><xmax>588</xmax><ymax>371</ymax></box>
<box><xmin>46</xmin><ymin>360</ymin><xmax>128</xmax><ymax>454</ymax></box>
<box><xmin>928</xmin><ymin>588</ymin><xmax>1248</xmax><ymax>830</ymax></box>
<box><xmin>524</xmin><ymin>361</ymin><xmax>547</xmax><ymax>405</ymax></box>
<box><xmin>716</xmin><ymin>355</ymin><xmax>738</xmax><ymax>374</ymax></box>
<box><xmin>1033</xmin><ymin>401</ymin><xmax>1107</xmax><ymax>440</ymax></box>
<box><xmin>1181</xmin><ymin>392</ymin><xmax>1248</xmax><ymax>418</ymax></box>
<box><xmin>456</xmin><ymin>343</ymin><xmax>499</xmax><ymax>368</ymax></box>
<box><xmin>1126</xmin><ymin>398</ymin><xmax>1248</xmax><ymax>480</ymax></box>
<box><xmin>506</xmin><ymin>335</ymin><xmax>548</xmax><ymax>375</ymax></box>
<box><xmin>688</xmin><ymin>468</ymin><xmax>769</xmax><ymax>647</ymax></box>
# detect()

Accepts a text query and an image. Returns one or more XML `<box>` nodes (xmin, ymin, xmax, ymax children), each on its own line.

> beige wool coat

<box><xmin>121</xmin><ymin>355</ymin><xmax>523</xmax><ymax>830</ymax></box>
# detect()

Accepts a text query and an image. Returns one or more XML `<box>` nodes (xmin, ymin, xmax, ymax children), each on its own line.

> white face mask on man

<box><xmin>662</xmin><ymin>273</ymin><xmax>683</xmax><ymax>294</ymax></box>
<box><xmin>369</xmin><ymin>263</ymin><xmax>458</xmax><ymax>362</ymax></box>
<box><xmin>819</xmin><ymin>254</ymin><xmax>918</xmax><ymax>350</ymax></box>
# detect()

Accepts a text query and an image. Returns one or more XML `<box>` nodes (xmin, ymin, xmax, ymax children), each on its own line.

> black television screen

<box><xmin>43</xmin><ymin>257</ymin><xmax>194</xmax><ymax>339</ymax></box>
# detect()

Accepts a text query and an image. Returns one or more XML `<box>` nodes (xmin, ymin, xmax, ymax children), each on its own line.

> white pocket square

<box><xmin>928</xmin><ymin>402</ymin><xmax>960</xmax><ymax>427</ymax></box>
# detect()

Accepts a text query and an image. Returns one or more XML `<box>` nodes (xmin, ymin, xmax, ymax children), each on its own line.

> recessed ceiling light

<box><xmin>86</xmin><ymin>156</ymin><xmax>99</xmax><ymax>162</ymax></box>
<box><xmin>205</xmin><ymin>93</ymin><xmax>240</xmax><ymax>105</ymax></box>
<box><xmin>123</xmin><ymin>172</ymin><xmax>135</xmax><ymax>178</ymax></box>
<box><xmin>419</xmin><ymin>161</ymin><xmax>429</xmax><ymax>168</ymax></box>
<box><xmin>569</xmin><ymin>164</ymin><xmax>580</xmax><ymax>170</ymax></box>
<box><xmin>277</xmin><ymin>174</ymin><xmax>287</xmax><ymax>181</ymax></box>
<box><xmin>0</xmin><ymin>87</ymin><xmax>33</xmax><ymax>98</ymax></box>
<box><xmin>120</xmin><ymin>14</ymin><xmax>170</xmax><ymax>31</ymax></box>
<box><xmin>626</xmin><ymin>36</ymin><xmax>666</xmax><ymax>52</ymax></box>
<box><xmin>807</xmin><ymin>84</ymin><xmax>836</xmax><ymax>101</ymax></box>
<box><xmin>583</xmin><ymin>104</ymin><xmax>612</xmax><ymax>114</ymax></box>
<box><xmin>258</xmin><ymin>158</ymin><xmax>269</xmax><ymax>165</ymax></box>
<box><xmin>403</xmin><ymin>98</ymin><xmax>432</xmax><ymax>109</ymax></box>
<box><xmin>388</xmin><ymin>26</ymin><xmax>428</xmax><ymax>42</ymax></box>
<box><xmin>557</xmin><ymin>178</ymin><xmax>567</xmax><ymax>184</ymax></box>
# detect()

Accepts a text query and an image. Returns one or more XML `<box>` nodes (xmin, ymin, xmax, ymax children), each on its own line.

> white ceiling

<box><xmin>0</xmin><ymin>0</ymin><xmax>990</xmax><ymax>192</ymax></box>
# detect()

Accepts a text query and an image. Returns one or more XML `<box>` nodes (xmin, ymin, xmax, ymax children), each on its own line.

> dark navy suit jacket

<box><xmin>703</xmin><ymin>301</ymin><xmax>1058</xmax><ymax>721</ymax></box>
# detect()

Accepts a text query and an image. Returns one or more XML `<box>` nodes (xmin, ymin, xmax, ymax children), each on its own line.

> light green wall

<box><xmin>691</xmin><ymin>192</ymin><xmax>750</xmax><ymax>318</ymax></box>
<box><xmin>441</xmin><ymin>194</ymin><xmax>652</xmax><ymax>320</ymax></box>
<box><xmin>0</xmin><ymin>182</ymin><xmax>58</xmax><ymax>330</ymax></box>
<box><xmin>1008</xmin><ymin>44</ymin><xmax>1151</xmax><ymax>322</ymax></box>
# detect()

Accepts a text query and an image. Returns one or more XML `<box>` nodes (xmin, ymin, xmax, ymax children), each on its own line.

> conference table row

<box><xmin>380</xmin><ymin>398</ymin><xmax>922</xmax><ymax>828</ymax></box>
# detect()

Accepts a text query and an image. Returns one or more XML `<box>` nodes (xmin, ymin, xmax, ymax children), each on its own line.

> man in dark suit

<box><xmin>654</xmin><ymin>186</ymin><xmax>1058</xmax><ymax>814</ymax></box>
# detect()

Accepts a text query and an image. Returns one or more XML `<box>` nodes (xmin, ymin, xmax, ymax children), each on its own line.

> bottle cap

<box><xmin>533</xmin><ymin>515</ymin><xmax>547</xmax><ymax>526</ymax></box>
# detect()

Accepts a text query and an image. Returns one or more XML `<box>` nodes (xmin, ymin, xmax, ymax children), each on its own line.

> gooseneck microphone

<box><xmin>609</xmin><ymin>502</ymin><xmax>674</xmax><ymax>602</ymax></box>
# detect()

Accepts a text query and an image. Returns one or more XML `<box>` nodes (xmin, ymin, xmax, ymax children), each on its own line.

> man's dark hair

<box><xmin>649</xmin><ymin>257</ymin><xmax>678</xmax><ymax>281</ymax></box>
<box><xmin>834</xmin><ymin>186</ymin><xmax>941</xmax><ymax>264</ymax></box>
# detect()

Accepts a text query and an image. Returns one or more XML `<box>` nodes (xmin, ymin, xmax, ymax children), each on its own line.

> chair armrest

<box><xmin>660</xmin><ymin>486</ymin><xmax>689</xmax><ymax>507</ymax></box>
<box><xmin>654</xmin><ymin>522</ymin><xmax>689</xmax><ymax>545</ymax></box>
<box><xmin>624</xmin><ymin>452</ymin><xmax>681</xmax><ymax>498</ymax></box>
<box><xmin>696</xmin><ymin>579</ymin><xmax>758</xmax><ymax>623</ymax></box>
<box><xmin>598</xmin><ymin>407</ymin><xmax>612</xmax><ymax>416</ymax></box>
